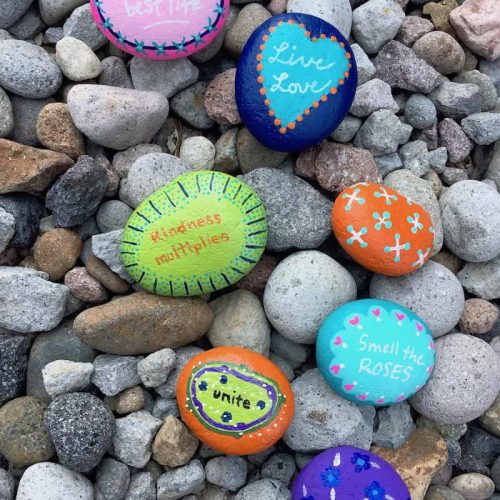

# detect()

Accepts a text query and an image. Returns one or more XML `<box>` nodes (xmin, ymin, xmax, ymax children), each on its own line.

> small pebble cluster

<box><xmin>0</xmin><ymin>0</ymin><xmax>499</xmax><ymax>499</ymax></box>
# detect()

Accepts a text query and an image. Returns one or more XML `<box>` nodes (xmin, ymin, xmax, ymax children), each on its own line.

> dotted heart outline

<box><xmin>256</xmin><ymin>19</ymin><xmax>353</xmax><ymax>135</ymax></box>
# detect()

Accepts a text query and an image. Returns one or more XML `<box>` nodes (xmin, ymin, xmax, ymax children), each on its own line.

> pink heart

<box><xmin>334</xmin><ymin>336</ymin><xmax>343</xmax><ymax>346</ymax></box>
<box><xmin>427</xmin><ymin>366</ymin><xmax>434</xmax><ymax>374</ymax></box>
<box><xmin>344</xmin><ymin>383</ymin><xmax>355</xmax><ymax>391</ymax></box>
<box><xmin>395</xmin><ymin>312</ymin><xmax>405</xmax><ymax>321</ymax></box>
<box><xmin>349</xmin><ymin>316</ymin><xmax>360</xmax><ymax>326</ymax></box>
<box><xmin>429</xmin><ymin>341</ymin><xmax>435</xmax><ymax>349</ymax></box>
<box><xmin>396</xmin><ymin>395</ymin><xmax>406</xmax><ymax>402</ymax></box>
<box><xmin>331</xmin><ymin>365</ymin><xmax>341</xmax><ymax>375</ymax></box>
<box><xmin>357</xmin><ymin>394</ymin><xmax>367</xmax><ymax>401</ymax></box>
<box><xmin>376</xmin><ymin>398</ymin><xmax>385</xmax><ymax>404</ymax></box>
<box><xmin>372</xmin><ymin>308</ymin><xmax>381</xmax><ymax>317</ymax></box>
<box><xmin>416</xmin><ymin>322</ymin><xmax>424</xmax><ymax>332</ymax></box>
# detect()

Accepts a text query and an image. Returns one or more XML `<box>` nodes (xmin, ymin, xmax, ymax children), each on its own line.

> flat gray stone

<box><xmin>0</xmin><ymin>88</ymin><xmax>13</xmax><ymax>138</ymax></box>
<box><xmin>350</xmin><ymin>78</ymin><xmax>399</xmax><ymax>117</ymax></box>
<box><xmin>42</xmin><ymin>360</ymin><xmax>93</xmax><ymax>398</ymax></box>
<box><xmin>96</xmin><ymin>458</ymin><xmax>130</xmax><ymax>500</ymax></box>
<box><xmin>92</xmin><ymin>230</ymin><xmax>133</xmax><ymax>283</ymax></box>
<box><xmin>157</xmin><ymin>460</ymin><xmax>205</xmax><ymax>500</ymax></box>
<box><xmin>0</xmin><ymin>0</ymin><xmax>33</xmax><ymax>29</ymax></box>
<box><xmin>458</xmin><ymin>257</ymin><xmax>500</xmax><ymax>300</ymax></box>
<box><xmin>373</xmin><ymin>402</ymin><xmax>415</xmax><ymax>448</ymax></box>
<box><xmin>62</xmin><ymin>3</ymin><xmax>107</xmax><ymax>51</ymax></box>
<box><xmin>429</xmin><ymin>82</ymin><xmax>481</xmax><ymax>120</ymax></box>
<box><xmin>234</xmin><ymin>479</ymin><xmax>290</xmax><ymax>500</ymax></box>
<box><xmin>461</xmin><ymin>112</ymin><xmax>500</xmax><ymax>145</ymax></box>
<box><xmin>91</xmin><ymin>354</ymin><xmax>141</xmax><ymax>397</ymax></box>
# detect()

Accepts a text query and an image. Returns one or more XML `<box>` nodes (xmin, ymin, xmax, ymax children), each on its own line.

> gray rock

<box><xmin>429</xmin><ymin>82</ymin><xmax>481</xmax><ymax>120</ymax></box>
<box><xmin>485</xmin><ymin>142</ymin><xmax>500</xmax><ymax>190</ymax></box>
<box><xmin>479</xmin><ymin>58</ymin><xmax>500</xmax><ymax>93</ymax></box>
<box><xmin>352</xmin><ymin>0</ymin><xmax>405</xmax><ymax>54</ymax></box>
<box><xmin>458</xmin><ymin>257</ymin><xmax>500</xmax><ymax>300</ymax></box>
<box><xmin>428</xmin><ymin>147</ymin><xmax>448</xmax><ymax>174</ymax></box>
<box><xmin>39</xmin><ymin>0</ymin><xmax>87</xmax><ymax>25</ymax></box>
<box><xmin>55</xmin><ymin>37</ymin><xmax>102</xmax><ymax>82</ymax></box>
<box><xmin>96</xmin><ymin>200</ymin><xmax>133</xmax><ymax>233</ymax></box>
<box><xmin>0</xmin><ymin>40</ymin><xmax>62</xmax><ymax>98</ymax></box>
<box><xmin>456</xmin><ymin>426</ymin><xmax>500</xmax><ymax>474</ymax></box>
<box><xmin>137</xmin><ymin>349</ymin><xmax>176</xmax><ymax>388</ymax></box>
<box><xmin>454</xmin><ymin>70</ymin><xmax>497</xmax><ymax>112</ymax></box>
<box><xmin>130</xmin><ymin>57</ymin><xmax>199</xmax><ymax>99</ymax></box>
<box><xmin>92</xmin><ymin>230</ymin><xmax>133</xmax><ymax>282</ymax></box>
<box><xmin>119</xmin><ymin>153</ymin><xmax>191</xmax><ymax>208</ymax></box>
<box><xmin>62</xmin><ymin>3</ymin><xmax>107</xmax><ymax>51</ymax></box>
<box><xmin>205</xmin><ymin>456</ymin><xmax>247</xmax><ymax>492</ymax></box>
<box><xmin>44</xmin><ymin>392</ymin><xmax>115</xmax><ymax>473</ymax></box>
<box><xmin>125</xmin><ymin>473</ymin><xmax>155</xmax><ymax>500</ymax></box>
<box><xmin>264</xmin><ymin>251</ymin><xmax>356</xmax><ymax>344</ymax></box>
<box><xmin>425</xmin><ymin>485</ymin><xmax>465</xmax><ymax>500</ymax></box>
<box><xmin>374</xmin><ymin>41</ymin><xmax>442</xmax><ymax>94</ymax></box>
<box><xmin>10</xmin><ymin>95</ymin><xmax>54</xmax><ymax>147</ymax></box>
<box><xmin>67</xmin><ymin>85</ymin><xmax>169</xmax><ymax>150</ymax></box>
<box><xmin>284</xmin><ymin>369</ymin><xmax>372</xmax><ymax>451</ymax></box>
<box><xmin>96</xmin><ymin>458</ymin><xmax>130</xmax><ymax>500</ymax></box>
<box><xmin>350</xmin><ymin>43</ymin><xmax>375</xmax><ymax>85</ymax></box>
<box><xmin>42</xmin><ymin>360</ymin><xmax>93</xmax><ymax>398</ymax></box>
<box><xmin>111</xmin><ymin>411</ymin><xmax>162</xmax><ymax>468</ymax></box>
<box><xmin>270</xmin><ymin>332</ymin><xmax>310</xmax><ymax>369</ymax></box>
<box><xmin>405</xmin><ymin>94</ymin><xmax>437</xmax><ymax>129</ymax></box>
<box><xmin>234</xmin><ymin>479</ymin><xmax>289</xmax><ymax>500</ymax></box>
<box><xmin>0</xmin><ymin>331</ymin><xmax>32</xmax><ymax>405</ymax></box>
<box><xmin>0</xmin><ymin>207</ymin><xmax>15</xmax><ymax>253</ymax></box>
<box><xmin>0</xmin><ymin>468</ymin><xmax>15</xmax><ymax>500</ymax></box>
<box><xmin>170</xmin><ymin>81</ymin><xmax>215</xmax><ymax>130</ymax></box>
<box><xmin>411</xmin><ymin>334</ymin><xmax>500</xmax><ymax>424</ymax></box>
<box><xmin>438</xmin><ymin>118</ymin><xmax>473</xmax><ymax>164</ymax></box>
<box><xmin>331</xmin><ymin>115</ymin><xmax>363</xmax><ymax>142</ymax></box>
<box><xmin>354</xmin><ymin>109</ymin><xmax>413</xmax><ymax>155</ymax></box>
<box><xmin>261</xmin><ymin>454</ymin><xmax>296</xmax><ymax>485</ymax></box>
<box><xmin>441</xmin><ymin>167</ymin><xmax>468</xmax><ymax>185</ymax></box>
<box><xmin>440</xmin><ymin>180</ymin><xmax>500</xmax><ymax>262</ymax></box>
<box><xmin>396</xmin><ymin>15</ymin><xmax>434</xmax><ymax>47</ymax></box>
<box><xmin>0</xmin><ymin>88</ymin><xmax>13</xmax><ymax>138</ymax></box>
<box><xmin>16</xmin><ymin>462</ymin><xmax>93</xmax><ymax>500</ymax></box>
<box><xmin>461</xmin><ymin>112</ymin><xmax>500</xmax><ymax>145</ymax></box>
<box><xmin>399</xmin><ymin>140</ymin><xmax>430</xmax><ymax>177</ymax></box>
<box><xmin>8</xmin><ymin>6</ymin><xmax>44</xmax><ymax>40</ymax></box>
<box><xmin>350</xmin><ymin>78</ymin><xmax>399</xmax><ymax>117</ymax></box>
<box><xmin>91</xmin><ymin>354</ymin><xmax>141</xmax><ymax>397</ymax></box>
<box><xmin>99</xmin><ymin>57</ymin><xmax>133</xmax><ymax>89</ymax></box>
<box><xmin>384</xmin><ymin>169</ymin><xmax>444</xmax><ymax>254</ymax></box>
<box><xmin>43</xmin><ymin>27</ymin><xmax>63</xmax><ymax>44</ymax></box>
<box><xmin>269</xmin><ymin>354</ymin><xmax>295</xmax><ymax>382</ymax></box>
<box><xmin>0</xmin><ymin>0</ymin><xmax>33</xmax><ymax>29</ymax></box>
<box><xmin>374</xmin><ymin>153</ymin><xmax>403</xmax><ymax>177</ymax></box>
<box><xmin>240</xmin><ymin>168</ymin><xmax>331</xmax><ymax>250</ymax></box>
<box><xmin>448</xmin><ymin>473</ymin><xmax>495</xmax><ymax>499</ymax></box>
<box><xmin>157</xmin><ymin>460</ymin><xmax>205</xmax><ymax>500</ymax></box>
<box><xmin>373</xmin><ymin>402</ymin><xmax>415</xmax><ymax>448</ymax></box>
<box><xmin>46</xmin><ymin>155</ymin><xmax>108</xmax><ymax>227</ymax></box>
<box><xmin>152</xmin><ymin>397</ymin><xmax>179</xmax><ymax>421</ymax></box>
<box><xmin>113</xmin><ymin>144</ymin><xmax>163</xmax><ymax>179</ymax></box>
<box><xmin>0</xmin><ymin>267</ymin><xmax>69</xmax><ymax>333</ymax></box>
<box><xmin>208</xmin><ymin>289</ymin><xmax>271</xmax><ymax>354</ymax></box>
<box><xmin>286</xmin><ymin>0</ymin><xmax>352</xmax><ymax>39</ymax></box>
<box><xmin>370</xmin><ymin>261</ymin><xmax>464</xmax><ymax>337</ymax></box>
<box><xmin>214</xmin><ymin>128</ymin><xmax>239</xmax><ymax>173</ymax></box>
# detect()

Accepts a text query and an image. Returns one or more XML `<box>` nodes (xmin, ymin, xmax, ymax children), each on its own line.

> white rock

<box><xmin>137</xmin><ymin>349</ymin><xmax>177</xmax><ymax>388</ymax></box>
<box><xmin>42</xmin><ymin>360</ymin><xmax>93</xmax><ymax>398</ymax></box>
<box><xmin>179</xmin><ymin>136</ymin><xmax>216</xmax><ymax>170</ymax></box>
<box><xmin>56</xmin><ymin>37</ymin><xmax>102</xmax><ymax>82</ymax></box>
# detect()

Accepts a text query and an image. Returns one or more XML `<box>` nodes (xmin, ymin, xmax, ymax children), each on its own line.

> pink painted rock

<box><xmin>449</xmin><ymin>0</ymin><xmax>500</xmax><ymax>61</ymax></box>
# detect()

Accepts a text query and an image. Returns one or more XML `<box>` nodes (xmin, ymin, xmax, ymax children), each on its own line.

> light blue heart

<box><xmin>261</xmin><ymin>22</ymin><xmax>349</xmax><ymax>127</ymax></box>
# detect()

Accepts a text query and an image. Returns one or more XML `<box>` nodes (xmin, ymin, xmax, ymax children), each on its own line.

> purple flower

<box><xmin>351</xmin><ymin>452</ymin><xmax>371</xmax><ymax>472</ymax></box>
<box><xmin>364</xmin><ymin>481</ymin><xmax>386</xmax><ymax>500</ymax></box>
<box><xmin>320</xmin><ymin>466</ymin><xmax>341</xmax><ymax>488</ymax></box>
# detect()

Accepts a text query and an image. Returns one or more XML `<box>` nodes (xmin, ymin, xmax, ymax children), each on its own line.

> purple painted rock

<box><xmin>292</xmin><ymin>446</ymin><xmax>410</xmax><ymax>500</ymax></box>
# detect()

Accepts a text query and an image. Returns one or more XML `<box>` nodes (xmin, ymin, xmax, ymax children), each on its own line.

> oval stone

<box><xmin>332</xmin><ymin>182</ymin><xmax>435</xmax><ymax>276</ymax></box>
<box><xmin>235</xmin><ymin>13</ymin><xmax>357</xmax><ymax>152</ymax></box>
<box><xmin>90</xmin><ymin>0</ymin><xmax>230</xmax><ymax>60</ymax></box>
<box><xmin>316</xmin><ymin>299</ymin><xmax>435</xmax><ymax>406</ymax></box>
<box><xmin>176</xmin><ymin>346</ymin><xmax>294</xmax><ymax>455</ymax></box>
<box><xmin>121</xmin><ymin>171</ymin><xmax>267</xmax><ymax>297</ymax></box>
<box><xmin>292</xmin><ymin>446</ymin><xmax>410</xmax><ymax>500</ymax></box>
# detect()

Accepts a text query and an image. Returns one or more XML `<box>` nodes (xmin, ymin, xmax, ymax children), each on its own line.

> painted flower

<box><xmin>320</xmin><ymin>466</ymin><xmax>341</xmax><ymax>488</ymax></box>
<box><xmin>364</xmin><ymin>481</ymin><xmax>386</xmax><ymax>500</ymax></box>
<box><xmin>221</xmin><ymin>411</ymin><xmax>232</xmax><ymax>423</ymax></box>
<box><xmin>351</xmin><ymin>452</ymin><xmax>371</xmax><ymax>473</ymax></box>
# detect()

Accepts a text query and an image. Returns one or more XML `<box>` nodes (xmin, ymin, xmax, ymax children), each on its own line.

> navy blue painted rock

<box><xmin>236</xmin><ymin>13</ymin><xmax>357</xmax><ymax>152</ymax></box>
<box><xmin>316</xmin><ymin>299</ymin><xmax>435</xmax><ymax>407</ymax></box>
<box><xmin>292</xmin><ymin>446</ymin><xmax>410</xmax><ymax>500</ymax></box>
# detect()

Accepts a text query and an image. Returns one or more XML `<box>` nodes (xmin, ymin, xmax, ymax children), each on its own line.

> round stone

<box><xmin>316</xmin><ymin>299</ymin><xmax>435</xmax><ymax>407</ymax></box>
<box><xmin>332</xmin><ymin>183</ymin><xmax>435</xmax><ymax>276</ymax></box>
<box><xmin>176</xmin><ymin>346</ymin><xmax>294</xmax><ymax>455</ymax></box>
<box><xmin>121</xmin><ymin>171</ymin><xmax>267</xmax><ymax>297</ymax></box>
<box><xmin>235</xmin><ymin>13</ymin><xmax>357</xmax><ymax>152</ymax></box>
<box><xmin>291</xmin><ymin>446</ymin><xmax>410</xmax><ymax>500</ymax></box>
<box><xmin>89</xmin><ymin>0</ymin><xmax>230</xmax><ymax>60</ymax></box>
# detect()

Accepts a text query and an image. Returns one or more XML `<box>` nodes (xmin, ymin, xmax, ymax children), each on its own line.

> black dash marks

<box><xmin>231</xmin><ymin>267</ymin><xmax>245</xmax><ymax>275</ymax></box>
<box><xmin>165</xmin><ymin>192</ymin><xmax>176</xmax><ymax>208</ymax></box>
<box><xmin>223</xmin><ymin>177</ymin><xmax>230</xmax><ymax>194</ymax></box>
<box><xmin>247</xmin><ymin>217</ymin><xmax>265</xmax><ymax>226</ymax></box>
<box><xmin>136</xmin><ymin>212</ymin><xmax>150</xmax><ymax>224</ymax></box>
<box><xmin>210</xmin><ymin>172</ymin><xmax>215</xmax><ymax>191</ymax></box>
<box><xmin>197</xmin><ymin>280</ymin><xmax>204</xmax><ymax>293</ymax></box>
<box><xmin>233</xmin><ymin>184</ymin><xmax>242</xmax><ymax>200</ymax></box>
<box><xmin>245</xmin><ymin>244</ymin><xmax>265</xmax><ymax>249</ymax></box>
<box><xmin>122</xmin><ymin>241</ymin><xmax>139</xmax><ymax>246</ymax></box>
<box><xmin>121</xmin><ymin>251</ymin><xmax>136</xmax><ymax>255</ymax></box>
<box><xmin>221</xmin><ymin>273</ymin><xmax>231</xmax><ymax>286</ymax></box>
<box><xmin>242</xmin><ymin>193</ymin><xmax>253</xmax><ymax>205</ymax></box>
<box><xmin>127</xmin><ymin>225</ymin><xmax>144</xmax><ymax>233</ymax></box>
<box><xmin>138</xmin><ymin>271</ymin><xmax>145</xmax><ymax>283</ymax></box>
<box><xmin>184</xmin><ymin>282</ymin><xmax>190</xmax><ymax>296</ymax></box>
<box><xmin>248</xmin><ymin>230</ymin><xmax>266</xmax><ymax>237</ymax></box>
<box><xmin>246</xmin><ymin>204</ymin><xmax>262</xmax><ymax>214</ymax></box>
<box><xmin>240</xmin><ymin>255</ymin><xmax>257</xmax><ymax>264</ymax></box>
<box><xmin>125</xmin><ymin>263</ymin><xmax>138</xmax><ymax>268</ymax></box>
<box><xmin>153</xmin><ymin>278</ymin><xmax>158</xmax><ymax>294</ymax></box>
<box><xmin>210</xmin><ymin>277</ymin><xmax>217</xmax><ymax>291</ymax></box>
<box><xmin>169</xmin><ymin>281</ymin><xmax>174</xmax><ymax>296</ymax></box>
<box><xmin>177</xmin><ymin>181</ymin><xmax>189</xmax><ymax>198</ymax></box>
<box><xmin>149</xmin><ymin>200</ymin><xmax>162</xmax><ymax>216</ymax></box>
<box><xmin>196</xmin><ymin>175</ymin><xmax>201</xmax><ymax>192</ymax></box>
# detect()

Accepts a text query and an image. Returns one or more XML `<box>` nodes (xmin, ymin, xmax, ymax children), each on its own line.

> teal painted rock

<box><xmin>316</xmin><ymin>299</ymin><xmax>435</xmax><ymax>406</ymax></box>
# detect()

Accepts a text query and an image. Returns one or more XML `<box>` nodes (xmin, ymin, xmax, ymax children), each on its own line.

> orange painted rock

<box><xmin>176</xmin><ymin>346</ymin><xmax>294</xmax><ymax>455</ymax></box>
<box><xmin>332</xmin><ymin>183</ymin><xmax>435</xmax><ymax>276</ymax></box>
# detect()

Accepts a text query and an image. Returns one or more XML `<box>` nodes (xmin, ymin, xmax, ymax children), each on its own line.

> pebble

<box><xmin>283</xmin><ymin>368</ymin><xmax>372</xmax><ymax>451</ymax></box>
<box><xmin>0</xmin><ymin>332</ymin><xmax>31</xmax><ymax>405</ymax></box>
<box><xmin>85</xmin><ymin>256</ymin><xmax>130</xmax><ymax>295</ymax></box>
<box><xmin>448</xmin><ymin>473</ymin><xmax>495</xmax><ymax>500</ymax></box>
<box><xmin>67</xmin><ymin>85</ymin><xmax>169</xmax><ymax>150</ymax></box>
<box><xmin>91</xmin><ymin>354</ymin><xmax>141</xmax><ymax>397</ymax></box>
<box><xmin>44</xmin><ymin>392</ymin><xmax>115</xmax><ymax>472</ymax></box>
<box><xmin>73</xmin><ymin>292</ymin><xmax>213</xmax><ymax>355</ymax></box>
<box><xmin>16</xmin><ymin>462</ymin><xmax>93</xmax><ymax>500</ymax></box>
<box><xmin>0</xmin><ymin>0</ymin><xmax>32</xmax><ymax>29</ymax></box>
<box><xmin>214</xmin><ymin>128</ymin><xmax>239</xmax><ymax>173</ymax></box>
<box><xmin>438</xmin><ymin>118</ymin><xmax>473</xmax><ymax>164</ymax></box>
<box><xmin>374</xmin><ymin>41</ymin><xmax>442</xmax><ymax>94</ymax></box>
<box><xmin>64</xmin><ymin>267</ymin><xmax>108</xmax><ymax>302</ymax></box>
<box><xmin>157</xmin><ymin>460</ymin><xmax>205</xmax><ymax>500</ymax></box>
<box><xmin>461</xmin><ymin>112</ymin><xmax>500</xmax><ymax>145</ymax></box>
<box><xmin>91</xmin><ymin>230</ymin><xmax>132</xmax><ymax>282</ymax></box>
<box><xmin>422</xmin><ymin>0</ymin><xmax>459</xmax><ymax>35</ymax></box>
<box><xmin>36</xmin><ymin>103</ymin><xmax>85</xmax><ymax>159</ymax></box>
<box><xmin>62</xmin><ymin>3</ymin><xmax>107</xmax><ymax>51</ymax></box>
<box><xmin>370</xmin><ymin>260</ymin><xmax>465</xmax><ymax>337</ymax></box>
<box><xmin>240</xmin><ymin>168</ymin><xmax>332</xmax><ymax>251</ymax></box>
<box><xmin>0</xmin><ymin>267</ymin><xmax>69</xmax><ymax>333</ymax></box>
<box><xmin>33</xmin><ymin>229</ymin><xmax>82</xmax><ymax>281</ymax></box>
<box><xmin>429</xmin><ymin>82</ymin><xmax>481</xmax><ymax>120</ymax></box>
<box><xmin>0</xmin><ymin>396</ymin><xmax>54</xmax><ymax>467</ymax></box>
<box><xmin>9</xmin><ymin>8</ymin><xmax>44</xmax><ymax>40</ymax></box>
<box><xmin>262</xmin><ymin>453</ymin><xmax>296</xmax><ymax>485</ymax></box>
<box><xmin>351</xmin><ymin>78</ymin><xmax>399</xmax><ymax>117</ymax></box>
<box><xmin>330</xmin><ymin>115</ymin><xmax>363</xmax><ymax>143</ymax></box>
<box><xmin>96</xmin><ymin>200</ymin><xmax>133</xmax><ymax>233</ymax></box>
<box><xmin>205</xmin><ymin>456</ymin><xmax>248</xmax><ymax>491</ymax></box>
<box><xmin>264</xmin><ymin>251</ymin><xmax>356</xmax><ymax>344</ymax></box>
<box><xmin>399</xmin><ymin>140</ymin><xmax>430</xmax><ymax>176</ymax></box>
<box><xmin>352</xmin><ymin>0</ymin><xmax>405</xmax><ymax>55</ymax></box>
<box><xmin>205</xmin><ymin>69</ymin><xmax>241</xmax><ymax>126</ymax></box>
<box><xmin>440</xmin><ymin>180</ymin><xmax>500</xmax><ymax>262</ymax></box>
<box><xmin>479</xmin><ymin>58</ymin><xmax>500</xmax><ymax>93</ymax></box>
<box><xmin>0</xmin><ymin>88</ymin><xmax>13</xmax><ymax>138</ymax></box>
<box><xmin>0</xmin><ymin>207</ymin><xmax>14</xmax><ymax>253</ymax></box>
<box><xmin>458</xmin><ymin>257</ymin><xmax>500</xmax><ymax>300</ymax></box>
<box><xmin>171</xmin><ymin>82</ymin><xmax>215</xmax><ymax>130</ymax></box>
<box><xmin>95</xmin><ymin>458</ymin><xmax>130</xmax><ymax>500</ymax></box>
<box><xmin>236</xmin><ymin>254</ymin><xmax>278</xmax><ymax>295</ymax></box>
<box><xmin>125</xmin><ymin>472</ymin><xmax>156</xmax><ymax>500</ymax></box>
<box><xmin>113</xmin><ymin>144</ymin><xmax>163</xmax><ymax>179</ymax></box>
<box><xmin>375</xmin><ymin>153</ymin><xmax>403</xmax><ymax>177</ymax></box>
<box><xmin>458</xmin><ymin>298</ymin><xmax>498</xmax><ymax>334</ymax></box>
<box><xmin>405</xmin><ymin>94</ymin><xmax>437</xmax><ymax>129</ymax></box>
<box><xmin>152</xmin><ymin>397</ymin><xmax>180</xmax><ymax>421</ymax></box>
<box><xmin>411</xmin><ymin>334</ymin><xmax>500</xmax><ymax>424</ymax></box>
<box><xmin>374</xmin><ymin>402</ymin><xmax>415</xmax><ymax>448</ymax></box>
<box><xmin>179</xmin><ymin>136</ymin><xmax>216</xmax><ymax>170</ymax></box>
<box><xmin>396</xmin><ymin>16</ymin><xmax>434</xmax><ymax>46</ymax></box>
<box><xmin>115</xmin><ymin>386</ymin><xmax>146</xmax><ymax>415</ymax></box>
<box><xmin>99</xmin><ymin>56</ymin><xmax>133</xmax><ymax>89</ymax></box>
<box><xmin>351</xmin><ymin>43</ymin><xmax>376</xmax><ymax>85</ymax></box>
<box><xmin>42</xmin><ymin>360</ymin><xmax>93</xmax><ymax>398</ymax></box>
<box><xmin>39</xmin><ymin>0</ymin><xmax>87</xmax><ymax>25</ymax></box>
<box><xmin>0</xmin><ymin>469</ymin><xmax>15</xmax><ymax>500</ymax></box>
<box><xmin>454</xmin><ymin>70</ymin><xmax>498</xmax><ymax>112</ymax></box>
<box><xmin>456</xmin><ymin>425</ymin><xmax>500</xmax><ymax>474</ymax></box>
<box><xmin>111</xmin><ymin>411</ymin><xmax>162</xmax><ymax>468</ymax></box>
<box><xmin>0</xmin><ymin>40</ymin><xmax>62</xmax><ymax>99</ymax></box>
<box><xmin>413</xmin><ymin>32</ymin><xmax>465</xmax><ymax>75</ymax></box>
<box><xmin>234</xmin><ymin>479</ymin><xmax>290</xmax><ymax>500</ymax></box>
<box><xmin>46</xmin><ymin>155</ymin><xmax>108</xmax><ymax>227</ymax></box>
<box><xmin>137</xmin><ymin>348</ymin><xmax>176</xmax><ymax>388</ymax></box>
<box><xmin>56</xmin><ymin>37</ymin><xmax>102</xmax><ymax>82</ymax></box>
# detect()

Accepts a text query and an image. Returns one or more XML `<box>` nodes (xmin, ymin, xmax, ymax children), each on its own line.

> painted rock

<box><xmin>90</xmin><ymin>0</ymin><xmax>229</xmax><ymax>60</ymax></box>
<box><xmin>316</xmin><ymin>299</ymin><xmax>435</xmax><ymax>407</ymax></box>
<box><xmin>292</xmin><ymin>446</ymin><xmax>411</xmax><ymax>500</ymax></box>
<box><xmin>121</xmin><ymin>171</ymin><xmax>267</xmax><ymax>296</ymax></box>
<box><xmin>176</xmin><ymin>346</ymin><xmax>294</xmax><ymax>455</ymax></box>
<box><xmin>235</xmin><ymin>13</ymin><xmax>357</xmax><ymax>152</ymax></box>
<box><xmin>332</xmin><ymin>183</ymin><xmax>435</xmax><ymax>276</ymax></box>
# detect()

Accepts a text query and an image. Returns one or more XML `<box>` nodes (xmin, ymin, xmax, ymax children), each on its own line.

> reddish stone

<box><xmin>295</xmin><ymin>144</ymin><xmax>323</xmax><ymax>181</ymax></box>
<box><xmin>204</xmin><ymin>69</ymin><xmax>241</xmax><ymax>126</ymax></box>
<box><xmin>236</xmin><ymin>254</ymin><xmax>279</xmax><ymax>295</ymax></box>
